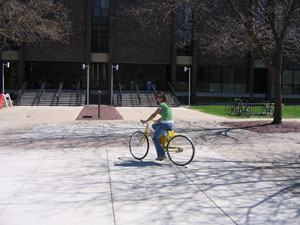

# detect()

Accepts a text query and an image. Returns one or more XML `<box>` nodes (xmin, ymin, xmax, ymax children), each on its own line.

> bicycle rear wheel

<box><xmin>166</xmin><ymin>135</ymin><xmax>195</xmax><ymax>166</ymax></box>
<box><xmin>244</xmin><ymin>106</ymin><xmax>251</xmax><ymax>117</ymax></box>
<box><xmin>225</xmin><ymin>104</ymin><xmax>235</xmax><ymax>115</ymax></box>
<box><xmin>129</xmin><ymin>131</ymin><xmax>149</xmax><ymax>160</ymax></box>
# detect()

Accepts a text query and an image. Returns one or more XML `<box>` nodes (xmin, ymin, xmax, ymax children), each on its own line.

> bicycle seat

<box><xmin>167</xmin><ymin>129</ymin><xmax>175</xmax><ymax>137</ymax></box>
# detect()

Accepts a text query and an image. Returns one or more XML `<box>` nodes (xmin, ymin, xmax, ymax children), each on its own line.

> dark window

<box><xmin>92</xmin><ymin>0</ymin><xmax>109</xmax><ymax>24</ymax></box>
<box><xmin>92</xmin><ymin>0</ymin><xmax>109</xmax><ymax>53</ymax></box>
<box><xmin>282</xmin><ymin>70</ymin><xmax>300</xmax><ymax>94</ymax></box>
<box><xmin>176</xmin><ymin>3</ymin><xmax>192</xmax><ymax>56</ymax></box>
<box><xmin>282</xmin><ymin>70</ymin><xmax>293</xmax><ymax>94</ymax></box>
<box><xmin>92</xmin><ymin>26</ymin><xmax>109</xmax><ymax>52</ymax></box>
<box><xmin>25</xmin><ymin>62</ymin><xmax>83</xmax><ymax>89</ymax></box>
<box><xmin>196</xmin><ymin>67</ymin><xmax>209</xmax><ymax>92</ymax></box>
<box><xmin>114</xmin><ymin>64</ymin><xmax>170</xmax><ymax>91</ymax></box>
<box><xmin>196</xmin><ymin>66</ymin><xmax>248</xmax><ymax>93</ymax></box>
<box><xmin>175</xmin><ymin>66</ymin><xmax>190</xmax><ymax>91</ymax></box>
<box><xmin>3</xmin><ymin>61</ymin><xmax>18</xmax><ymax>89</ymax></box>
<box><xmin>90</xmin><ymin>63</ymin><xmax>108</xmax><ymax>90</ymax></box>
<box><xmin>222</xmin><ymin>67</ymin><xmax>235</xmax><ymax>92</ymax></box>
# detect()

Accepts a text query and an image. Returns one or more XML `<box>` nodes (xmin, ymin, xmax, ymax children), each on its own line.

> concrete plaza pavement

<box><xmin>0</xmin><ymin>106</ymin><xmax>299</xmax><ymax>225</ymax></box>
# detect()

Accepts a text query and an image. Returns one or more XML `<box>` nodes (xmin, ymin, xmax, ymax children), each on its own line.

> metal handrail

<box><xmin>56</xmin><ymin>82</ymin><xmax>63</xmax><ymax>105</ymax></box>
<box><xmin>168</xmin><ymin>82</ymin><xmax>180</xmax><ymax>106</ymax></box>
<box><xmin>76</xmin><ymin>81</ymin><xmax>81</xmax><ymax>106</ymax></box>
<box><xmin>135</xmin><ymin>84</ymin><xmax>141</xmax><ymax>106</ymax></box>
<box><xmin>151</xmin><ymin>83</ymin><xmax>157</xmax><ymax>97</ymax></box>
<box><xmin>36</xmin><ymin>82</ymin><xmax>46</xmax><ymax>105</ymax></box>
<box><xmin>118</xmin><ymin>82</ymin><xmax>123</xmax><ymax>106</ymax></box>
<box><xmin>16</xmin><ymin>81</ymin><xmax>27</xmax><ymax>105</ymax></box>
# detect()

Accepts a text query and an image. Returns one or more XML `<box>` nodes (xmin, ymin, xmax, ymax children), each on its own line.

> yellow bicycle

<box><xmin>129</xmin><ymin>122</ymin><xmax>195</xmax><ymax>166</ymax></box>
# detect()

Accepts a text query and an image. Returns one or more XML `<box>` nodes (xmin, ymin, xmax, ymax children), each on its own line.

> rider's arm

<box><xmin>141</xmin><ymin>108</ymin><xmax>162</xmax><ymax>123</ymax></box>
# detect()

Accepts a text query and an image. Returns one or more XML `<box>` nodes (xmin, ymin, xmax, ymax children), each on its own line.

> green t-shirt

<box><xmin>158</xmin><ymin>102</ymin><xmax>173</xmax><ymax>121</ymax></box>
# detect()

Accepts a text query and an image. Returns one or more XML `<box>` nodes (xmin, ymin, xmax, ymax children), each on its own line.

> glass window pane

<box><xmin>223</xmin><ymin>67</ymin><xmax>235</xmax><ymax>83</ymax></box>
<box><xmin>176</xmin><ymin>82</ymin><xmax>188</xmax><ymax>91</ymax></box>
<box><xmin>282</xmin><ymin>84</ymin><xmax>293</xmax><ymax>93</ymax></box>
<box><xmin>236</xmin><ymin>83</ymin><xmax>247</xmax><ymax>93</ymax></box>
<box><xmin>197</xmin><ymin>82</ymin><xmax>209</xmax><ymax>91</ymax></box>
<box><xmin>282</xmin><ymin>70</ymin><xmax>293</xmax><ymax>84</ymax></box>
<box><xmin>293</xmin><ymin>84</ymin><xmax>300</xmax><ymax>94</ymax></box>
<box><xmin>208</xmin><ymin>67</ymin><xmax>221</xmax><ymax>82</ymax></box>
<box><xmin>294</xmin><ymin>71</ymin><xmax>300</xmax><ymax>84</ymax></box>
<box><xmin>222</xmin><ymin>83</ymin><xmax>234</xmax><ymax>92</ymax></box>
<box><xmin>235</xmin><ymin>67</ymin><xmax>248</xmax><ymax>83</ymax></box>
<box><xmin>91</xmin><ymin>63</ymin><xmax>108</xmax><ymax>89</ymax></box>
<box><xmin>209</xmin><ymin>83</ymin><xmax>221</xmax><ymax>92</ymax></box>
<box><xmin>197</xmin><ymin>67</ymin><xmax>209</xmax><ymax>82</ymax></box>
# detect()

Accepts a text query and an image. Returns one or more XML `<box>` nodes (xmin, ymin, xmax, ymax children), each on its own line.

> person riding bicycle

<box><xmin>141</xmin><ymin>92</ymin><xmax>173</xmax><ymax>161</ymax></box>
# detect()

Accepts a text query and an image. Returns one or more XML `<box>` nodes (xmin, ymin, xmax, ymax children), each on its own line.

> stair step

<box><xmin>18</xmin><ymin>89</ymin><xmax>85</xmax><ymax>106</ymax></box>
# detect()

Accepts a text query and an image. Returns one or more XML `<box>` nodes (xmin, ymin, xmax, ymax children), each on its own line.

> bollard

<box><xmin>98</xmin><ymin>90</ymin><xmax>101</xmax><ymax>118</ymax></box>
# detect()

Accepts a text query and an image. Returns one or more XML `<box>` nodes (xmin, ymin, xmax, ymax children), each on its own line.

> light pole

<box><xmin>184</xmin><ymin>66</ymin><xmax>191</xmax><ymax>106</ymax></box>
<box><xmin>111</xmin><ymin>64</ymin><xmax>119</xmax><ymax>106</ymax></box>
<box><xmin>2</xmin><ymin>62</ymin><xmax>10</xmax><ymax>95</ymax></box>
<box><xmin>82</xmin><ymin>64</ymin><xmax>90</xmax><ymax>106</ymax></box>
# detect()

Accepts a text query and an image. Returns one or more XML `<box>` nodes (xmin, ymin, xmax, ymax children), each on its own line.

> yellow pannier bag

<box><xmin>159</xmin><ymin>135</ymin><xmax>167</xmax><ymax>146</ymax></box>
<box><xmin>159</xmin><ymin>130</ymin><xmax>175</xmax><ymax>146</ymax></box>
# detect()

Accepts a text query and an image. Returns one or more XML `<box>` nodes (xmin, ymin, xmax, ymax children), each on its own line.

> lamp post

<box><xmin>111</xmin><ymin>64</ymin><xmax>119</xmax><ymax>106</ymax></box>
<box><xmin>82</xmin><ymin>64</ymin><xmax>90</xmax><ymax>106</ymax></box>
<box><xmin>2</xmin><ymin>62</ymin><xmax>10</xmax><ymax>95</ymax></box>
<box><xmin>184</xmin><ymin>66</ymin><xmax>191</xmax><ymax>106</ymax></box>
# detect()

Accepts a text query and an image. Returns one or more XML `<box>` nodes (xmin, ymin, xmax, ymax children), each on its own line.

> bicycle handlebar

<box><xmin>140</xmin><ymin>120</ymin><xmax>155</xmax><ymax>127</ymax></box>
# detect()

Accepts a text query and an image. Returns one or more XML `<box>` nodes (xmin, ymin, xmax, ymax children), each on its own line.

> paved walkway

<box><xmin>0</xmin><ymin>106</ymin><xmax>299</xmax><ymax>225</ymax></box>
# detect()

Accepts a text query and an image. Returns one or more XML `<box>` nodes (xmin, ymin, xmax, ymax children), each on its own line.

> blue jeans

<box><xmin>152</xmin><ymin>122</ymin><xmax>173</xmax><ymax>158</ymax></box>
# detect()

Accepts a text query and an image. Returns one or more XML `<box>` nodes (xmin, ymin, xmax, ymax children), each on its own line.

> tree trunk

<box><xmin>272</xmin><ymin>68</ymin><xmax>282</xmax><ymax>124</ymax></box>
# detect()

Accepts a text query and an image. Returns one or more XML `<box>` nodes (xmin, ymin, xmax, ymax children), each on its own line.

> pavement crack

<box><xmin>176</xmin><ymin>166</ymin><xmax>238</xmax><ymax>225</ymax></box>
<box><xmin>105</xmin><ymin>125</ymin><xmax>117</xmax><ymax>225</ymax></box>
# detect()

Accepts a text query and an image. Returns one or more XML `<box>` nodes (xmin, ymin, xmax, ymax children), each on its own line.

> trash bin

<box><xmin>0</xmin><ymin>94</ymin><xmax>3</xmax><ymax>109</ymax></box>
<box><xmin>147</xmin><ymin>81</ymin><xmax>152</xmax><ymax>91</ymax></box>
<box><xmin>130</xmin><ymin>81</ymin><xmax>135</xmax><ymax>91</ymax></box>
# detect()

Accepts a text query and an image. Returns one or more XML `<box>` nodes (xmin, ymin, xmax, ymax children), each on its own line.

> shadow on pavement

<box><xmin>114</xmin><ymin>157</ymin><xmax>164</xmax><ymax>167</ymax></box>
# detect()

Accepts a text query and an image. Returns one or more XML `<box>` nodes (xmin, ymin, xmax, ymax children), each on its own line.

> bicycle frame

<box><xmin>142</xmin><ymin>122</ymin><xmax>181</xmax><ymax>153</ymax></box>
<box><xmin>129</xmin><ymin>121</ymin><xmax>196</xmax><ymax>166</ymax></box>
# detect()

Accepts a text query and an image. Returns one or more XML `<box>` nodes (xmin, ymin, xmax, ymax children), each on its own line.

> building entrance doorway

<box><xmin>253</xmin><ymin>68</ymin><xmax>268</xmax><ymax>94</ymax></box>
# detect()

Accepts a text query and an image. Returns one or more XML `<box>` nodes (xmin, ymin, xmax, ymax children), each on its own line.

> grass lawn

<box><xmin>190</xmin><ymin>105</ymin><xmax>300</xmax><ymax>118</ymax></box>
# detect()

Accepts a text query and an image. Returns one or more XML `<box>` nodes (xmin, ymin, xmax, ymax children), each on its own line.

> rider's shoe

<box><xmin>155</xmin><ymin>155</ymin><xmax>166</xmax><ymax>161</ymax></box>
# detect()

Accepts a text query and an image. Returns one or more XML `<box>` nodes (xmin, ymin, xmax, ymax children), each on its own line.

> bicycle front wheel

<box><xmin>166</xmin><ymin>135</ymin><xmax>195</xmax><ymax>166</ymax></box>
<box><xmin>129</xmin><ymin>131</ymin><xmax>149</xmax><ymax>160</ymax></box>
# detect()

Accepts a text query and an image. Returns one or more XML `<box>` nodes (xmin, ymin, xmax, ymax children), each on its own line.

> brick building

<box><xmin>1</xmin><ymin>0</ymin><xmax>300</xmax><ymax>105</ymax></box>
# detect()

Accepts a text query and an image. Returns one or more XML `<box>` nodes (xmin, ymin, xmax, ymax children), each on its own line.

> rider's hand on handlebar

<box><xmin>140</xmin><ymin>120</ymin><xmax>146</xmax><ymax>124</ymax></box>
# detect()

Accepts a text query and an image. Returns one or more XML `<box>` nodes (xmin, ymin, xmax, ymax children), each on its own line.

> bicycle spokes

<box><xmin>167</xmin><ymin>135</ymin><xmax>195</xmax><ymax>166</ymax></box>
<box><xmin>129</xmin><ymin>131</ymin><xmax>149</xmax><ymax>160</ymax></box>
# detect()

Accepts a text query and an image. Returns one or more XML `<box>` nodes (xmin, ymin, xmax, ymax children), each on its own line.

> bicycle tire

<box><xmin>244</xmin><ymin>106</ymin><xmax>251</xmax><ymax>117</ymax></box>
<box><xmin>225</xmin><ymin>104</ymin><xmax>234</xmax><ymax>115</ymax></box>
<box><xmin>166</xmin><ymin>135</ymin><xmax>195</xmax><ymax>166</ymax></box>
<box><xmin>129</xmin><ymin>131</ymin><xmax>149</xmax><ymax>160</ymax></box>
<box><xmin>268</xmin><ymin>108</ymin><xmax>274</xmax><ymax>117</ymax></box>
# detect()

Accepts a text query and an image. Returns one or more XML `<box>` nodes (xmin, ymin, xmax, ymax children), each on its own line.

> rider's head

<box><xmin>156</xmin><ymin>92</ymin><xmax>168</xmax><ymax>105</ymax></box>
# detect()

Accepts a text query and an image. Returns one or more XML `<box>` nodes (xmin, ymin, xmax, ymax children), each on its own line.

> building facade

<box><xmin>1</xmin><ymin>0</ymin><xmax>300</xmax><ymax>105</ymax></box>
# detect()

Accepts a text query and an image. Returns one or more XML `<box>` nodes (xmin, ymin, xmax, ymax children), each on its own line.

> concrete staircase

<box><xmin>17</xmin><ymin>90</ymin><xmax>40</xmax><ymax>106</ymax></box>
<box><xmin>114</xmin><ymin>92</ymin><xmax>180</xmax><ymax>107</ymax></box>
<box><xmin>18</xmin><ymin>89</ymin><xmax>85</xmax><ymax>106</ymax></box>
<box><xmin>57</xmin><ymin>91</ymin><xmax>85</xmax><ymax>106</ymax></box>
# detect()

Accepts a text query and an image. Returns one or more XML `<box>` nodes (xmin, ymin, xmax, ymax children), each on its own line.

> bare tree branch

<box><xmin>0</xmin><ymin>0</ymin><xmax>71</xmax><ymax>50</ymax></box>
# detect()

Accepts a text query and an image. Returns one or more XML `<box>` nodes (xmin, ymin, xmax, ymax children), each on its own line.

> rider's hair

<box><xmin>156</xmin><ymin>92</ymin><xmax>169</xmax><ymax>106</ymax></box>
